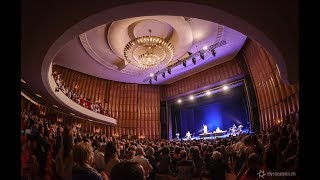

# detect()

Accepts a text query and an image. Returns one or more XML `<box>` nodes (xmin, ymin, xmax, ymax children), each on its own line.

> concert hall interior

<box><xmin>21</xmin><ymin>1</ymin><xmax>299</xmax><ymax>180</ymax></box>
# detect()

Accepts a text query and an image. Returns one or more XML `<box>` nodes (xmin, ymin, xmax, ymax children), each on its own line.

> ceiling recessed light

<box><xmin>70</xmin><ymin>113</ymin><xmax>75</xmax><ymax>116</ymax></box>
<box><xmin>21</xmin><ymin>79</ymin><xmax>26</xmax><ymax>84</ymax></box>
<box><xmin>203</xmin><ymin>46</ymin><xmax>208</xmax><ymax>50</ymax></box>
<box><xmin>35</xmin><ymin>94</ymin><xmax>42</xmax><ymax>98</ymax></box>
<box><xmin>223</xmin><ymin>86</ymin><xmax>229</xmax><ymax>90</ymax></box>
<box><xmin>189</xmin><ymin>95</ymin><xmax>194</xmax><ymax>100</ymax></box>
<box><xmin>206</xmin><ymin>91</ymin><xmax>211</xmax><ymax>95</ymax></box>
<box><xmin>52</xmin><ymin>105</ymin><xmax>58</xmax><ymax>108</ymax></box>
<box><xmin>150</xmin><ymin>73</ymin><xmax>154</xmax><ymax>77</ymax></box>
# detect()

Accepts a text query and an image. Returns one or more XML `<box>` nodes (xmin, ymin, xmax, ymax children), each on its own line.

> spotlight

<box><xmin>192</xmin><ymin>57</ymin><xmax>196</xmax><ymax>65</ymax></box>
<box><xmin>206</xmin><ymin>91</ymin><xmax>211</xmax><ymax>95</ymax></box>
<box><xmin>154</xmin><ymin>75</ymin><xmax>157</xmax><ymax>81</ymax></box>
<box><xmin>162</xmin><ymin>72</ymin><xmax>166</xmax><ymax>78</ymax></box>
<box><xmin>150</xmin><ymin>73</ymin><xmax>154</xmax><ymax>77</ymax></box>
<box><xmin>223</xmin><ymin>85</ymin><xmax>229</xmax><ymax>90</ymax></box>
<box><xmin>177</xmin><ymin>99</ymin><xmax>182</xmax><ymax>103</ymax></box>
<box><xmin>183</xmin><ymin>60</ymin><xmax>187</xmax><ymax>67</ymax></box>
<box><xmin>200</xmin><ymin>52</ymin><xmax>205</xmax><ymax>60</ymax></box>
<box><xmin>203</xmin><ymin>46</ymin><xmax>208</xmax><ymax>50</ymax></box>
<box><xmin>149</xmin><ymin>79</ymin><xmax>152</xmax><ymax>84</ymax></box>
<box><xmin>211</xmin><ymin>49</ymin><xmax>216</xmax><ymax>56</ymax></box>
<box><xmin>168</xmin><ymin>68</ymin><xmax>171</xmax><ymax>74</ymax></box>
<box><xmin>189</xmin><ymin>95</ymin><xmax>194</xmax><ymax>100</ymax></box>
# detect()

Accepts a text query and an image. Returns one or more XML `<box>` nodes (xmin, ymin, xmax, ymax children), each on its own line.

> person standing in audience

<box><xmin>55</xmin><ymin>127</ymin><xmax>75</xmax><ymax>180</ymax></box>
<box><xmin>157</xmin><ymin>146</ymin><xmax>171</xmax><ymax>174</ymax></box>
<box><xmin>94</xmin><ymin>142</ymin><xmax>106</xmax><ymax>173</ymax></box>
<box><xmin>104</xmin><ymin>141</ymin><xmax>121</xmax><ymax>178</ymax></box>
<box><xmin>206</xmin><ymin>151</ymin><xmax>230</xmax><ymax>180</ymax></box>
<box><xmin>132</xmin><ymin>147</ymin><xmax>153</xmax><ymax>178</ymax></box>
<box><xmin>176</xmin><ymin>150</ymin><xmax>195</xmax><ymax>180</ymax></box>
<box><xmin>145</xmin><ymin>147</ymin><xmax>156</xmax><ymax>180</ymax></box>
<box><xmin>72</xmin><ymin>142</ymin><xmax>107</xmax><ymax>180</ymax></box>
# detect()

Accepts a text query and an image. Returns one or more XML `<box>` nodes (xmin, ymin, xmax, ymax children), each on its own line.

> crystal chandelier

<box><xmin>124</xmin><ymin>29</ymin><xmax>175</xmax><ymax>69</ymax></box>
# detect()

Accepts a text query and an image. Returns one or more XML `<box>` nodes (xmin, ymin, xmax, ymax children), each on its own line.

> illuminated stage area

<box><xmin>179</xmin><ymin>128</ymin><xmax>250</xmax><ymax>141</ymax></box>
<box><xmin>169</xmin><ymin>83</ymin><xmax>251</xmax><ymax>140</ymax></box>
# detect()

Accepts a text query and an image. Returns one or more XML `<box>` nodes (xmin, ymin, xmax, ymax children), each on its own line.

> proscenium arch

<box><xmin>41</xmin><ymin>1</ymin><xmax>295</xmax><ymax>114</ymax></box>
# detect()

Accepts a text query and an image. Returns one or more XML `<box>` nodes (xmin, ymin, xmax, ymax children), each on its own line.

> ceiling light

<box><xmin>189</xmin><ymin>95</ymin><xmax>194</xmax><ymax>100</ymax></box>
<box><xmin>154</xmin><ymin>75</ymin><xmax>157</xmax><ymax>81</ymax></box>
<box><xmin>183</xmin><ymin>60</ymin><xmax>187</xmax><ymax>67</ymax></box>
<box><xmin>149</xmin><ymin>79</ymin><xmax>152</xmax><ymax>84</ymax></box>
<box><xmin>70</xmin><ymin>113</ymin><xmax>75</xmax><ymax>116</ymax></box>
<box><xmin>177</xmin><ymin>99</ymin><xmax>182</xmax><ymax>103</ymax></box>
<box><xmin>21</xmin><ymin>79</ymin><xmax>26</xmax><ymax>84</ymax></box>
<box><xmin>206</xmin><ymin>91</ymin><xmax>211</xmax><ymax>95</ymax></box>
<box><xmin>168</xmin><ymin>68</ymin><xmax>171</xmax><ymax>74</ymax></box>
<box><xmin>162</xmin><ymin>72</ymin><xmax>166</xmax><ymax>78</ymax></box>
<box><xmin>203</xmin><ymin>46</ymin><xmax>208</xmax><ymax>50</ymax></box>
<box><xmin>123</xmin><ymin>29</ymin><xmax>175</xmax><ymax>69</ymax></box>
<box><xmin>211</xmin><ymin>49</ymin><xmax>216</xmax><ymax>56</ymax></box>
<box><xmin>192</xmin><ymin>57</ymin><xmax>196</xmax><ymax>65</ymax></box>
<box><xmin>150</xmin><ymin>73</ymin><xmax>154</xmax><ymax>77</ymax></box>
<box><xmin>52</xmin><ymin>105</ymin><xmax>58</xmax><ymax>108</ymax></box>
<box><xmin>223</xmin><ymin>85</ymin><xmax>229</xmax><ymax>90</ymax></box>
<box><xmin>35</xmin><ymin>94</ymin><xmax>42</xmax><ymax>98</ymax></box>
<box><xmin>200</xmin><ymin>52</ymin><xmax>205</xmax><ymax>60</ymax></box>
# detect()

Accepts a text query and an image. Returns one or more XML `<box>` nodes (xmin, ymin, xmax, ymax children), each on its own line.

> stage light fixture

<box><xmin>183</xmin><ymin>60</ymin><xmax>187</xmax><ymax>67</ymax></box>
<box><xmin>177</xmin><ymin>99</ymin><xmax>182</xmax><ymax>103</ymax></box>
<box><xmin>200</xmin><ymin>51</ymin><xmax>205</xmax><ymax>60</ymax></box>
<box><xmin>162</xmin><ymin>72</ymin><xmax>166</xmax><ymax>78</ymax></box>
<box><xmin>206</xmin><ymin>91</ymin><xmax>211</xmax><ymax>95</ymax></box>
<box><xmin>211</xmin><ymin>49</ymin><xmax>216</xmax><ymax>56</ymax></box>
<box><xmin>150</xmin><ymin>73</ymin><xmax>154</xmax><ymax>77</ymax></box>
<box><xmin>154</xmin><ymin>75</ymin><xmax>157</xmax><ymax>81</ymax></box>
<box><xmin>192</xmin><ymin>57</ymin><xmax>196</xmax><ymax>65</ymax></box>
<box><xmin>223</xmin><ymin>85</ymin><xmax>229</xmax><ymax>90</ymax></box>
<box><xmin>189</xmin><ymin>95</ymin><xmax>194</xmax><ymax>100</ymax></box>
<box><xmin>149</xmin><ymin>79</ymin><xmax>152</xmax><ymax>84</ymax></box>
<box><xmin>168</xmin><ymin>68</ymin><xmax>171</xmax><ymax>74</ymax></box>
<box><xmin>203</xmin><ymin>46</ymin><xmax>208</xmax><ymax>50</ymax></box>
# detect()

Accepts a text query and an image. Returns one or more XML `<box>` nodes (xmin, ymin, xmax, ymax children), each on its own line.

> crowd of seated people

<box><xmin>52</xmin><ymin>71</ymin><xmax>109</xmax><ymax>116</ymax></box>
<box><xmin>21</xmin><ymin>108</ymin><xmax>299</xmax><ymax>180</ymax></box>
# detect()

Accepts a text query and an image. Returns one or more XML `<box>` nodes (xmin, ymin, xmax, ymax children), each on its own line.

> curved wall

<box><xmin>241</xmin><ymin>40</ymin><xmax>299</xmax><ymax>131</ymax></box>
<box><xmin>53</xmin><ymin>65</ymin><xmax>161</xmax><ymax>139</ymax></box>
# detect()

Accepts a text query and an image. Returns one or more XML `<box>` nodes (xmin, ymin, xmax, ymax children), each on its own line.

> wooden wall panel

<box><xmin>53</xmin><ymin>65</ymin><xmax>161</xmax><ymax>139</ymax></box>
<box><xmin>242</xmin><ymin>40</ymin><xmax>299</xmax><ymax>131</ymax></box>
<box><xmin>162</xmin><ymin>60</ymin><xmax>244</xmax><ymax>100</ymax></box>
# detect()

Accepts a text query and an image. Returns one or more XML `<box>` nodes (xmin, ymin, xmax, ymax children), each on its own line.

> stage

<box><xmin>178</xmin><ymin>128</ymin><xmax>250</xmax><ymax>141</ymax></box>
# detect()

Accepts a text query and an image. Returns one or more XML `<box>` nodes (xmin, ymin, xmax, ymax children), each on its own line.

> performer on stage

<box><xmin>186</xmin><ymin>131</ymin><xmax>191</xmax><ymax>139</ymax></box>
<box><xmin>203</xmin><ymin>124</ymin><xmax>208</xmax><ymax>134</ymax></box>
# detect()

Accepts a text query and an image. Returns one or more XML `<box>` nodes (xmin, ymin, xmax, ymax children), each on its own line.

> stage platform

<box><xmin>179</xmin><ymin>129</ymin><xmax>250</xmax><ymax>141</ymax></box>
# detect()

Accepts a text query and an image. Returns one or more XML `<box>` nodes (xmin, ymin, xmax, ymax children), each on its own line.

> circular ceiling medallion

<box><xmin>133</xmin><ymin>19</ymin><xmax>172</xmax><ymax>39</ymax></box>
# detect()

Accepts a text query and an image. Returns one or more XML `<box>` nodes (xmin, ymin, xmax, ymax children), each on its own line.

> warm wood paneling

<box><xmin>52</xmin><ymin>65</ymin><xmax>161</xmax><ymax>139</ymax></box>
<box><xmin>241</xmin><ymin>40</ymin><xmax>299</xmax><ymax>131</ymax></box>
<box><xmin>162</xmin><ymin>60</ymin><xmax>244</xmax><ymax>100</ymax></box>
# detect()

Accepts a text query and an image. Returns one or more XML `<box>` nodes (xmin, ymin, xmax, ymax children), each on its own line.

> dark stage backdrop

<box><xmin>170</xmin><ymin>85</ymin><xmax>249</xmax><ymax>137</ymax></box>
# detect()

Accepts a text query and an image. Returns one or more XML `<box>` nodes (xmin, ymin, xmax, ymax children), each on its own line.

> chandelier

<box><xmin>124</xmin><ymin>29</ymin><xmax>175</xmax><ymax>69</ymax></box>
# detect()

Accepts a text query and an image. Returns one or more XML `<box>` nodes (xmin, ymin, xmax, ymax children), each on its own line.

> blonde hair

<box><xmin>73</xmin><ymin>142</ymin><xmax>93</xmax><ymax>165</ymax></box>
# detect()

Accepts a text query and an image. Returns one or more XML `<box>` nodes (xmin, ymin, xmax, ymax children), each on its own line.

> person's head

<box><xmin>73</xmin><ymin>142</ymin><xmax>94</xmax><ymax>166</ymax></box>
<box><xmin>212</xmin><ymin>151</ymin><xmax>222</xmax><ymax>160</ymax></box>
<box><xmin>125</xmin><ymin>150</ymin><xmax>135</xmax><ymax>160</ymax></box>
<box><xmin>111</xmin><ymin>161</ymin><xmax>145</xmax><ymax>180</ymax></box>
<box><xmin>136</xmin><ymin>147</ymin><xmax>145</xmax><ymax>156</ymax></box>
<box><xmin>63</xmin><ymin>128</ymin><xmax>74</xmax><ymax>159</ymax></box>
<box><xmin>161</xmin><ymin>146</ymin><xmax>170</xmax><ymax>156</ymax></box>
<box><xmin>174</xmin><ymin>146</ymin><xmax>181</xmax><ymax>154</ymax></box>
<box><xmin>146</xmin><ymin>147</ymin><xmax>154</xmax><ymax>157</ymax></box>
<box><xmin>180</xmin><ymin>150</ymin><xmax>187</xmax><ymax>159</ymax></box>
<box><xmin>105</xmin><ymin>141</ymin><xmax>117</xmax><ymax>163</ymax></box>
<box><xmin>191</xmin><ymin>148</ymin><xmax>200</xmax><ymax>159</ymax></box>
